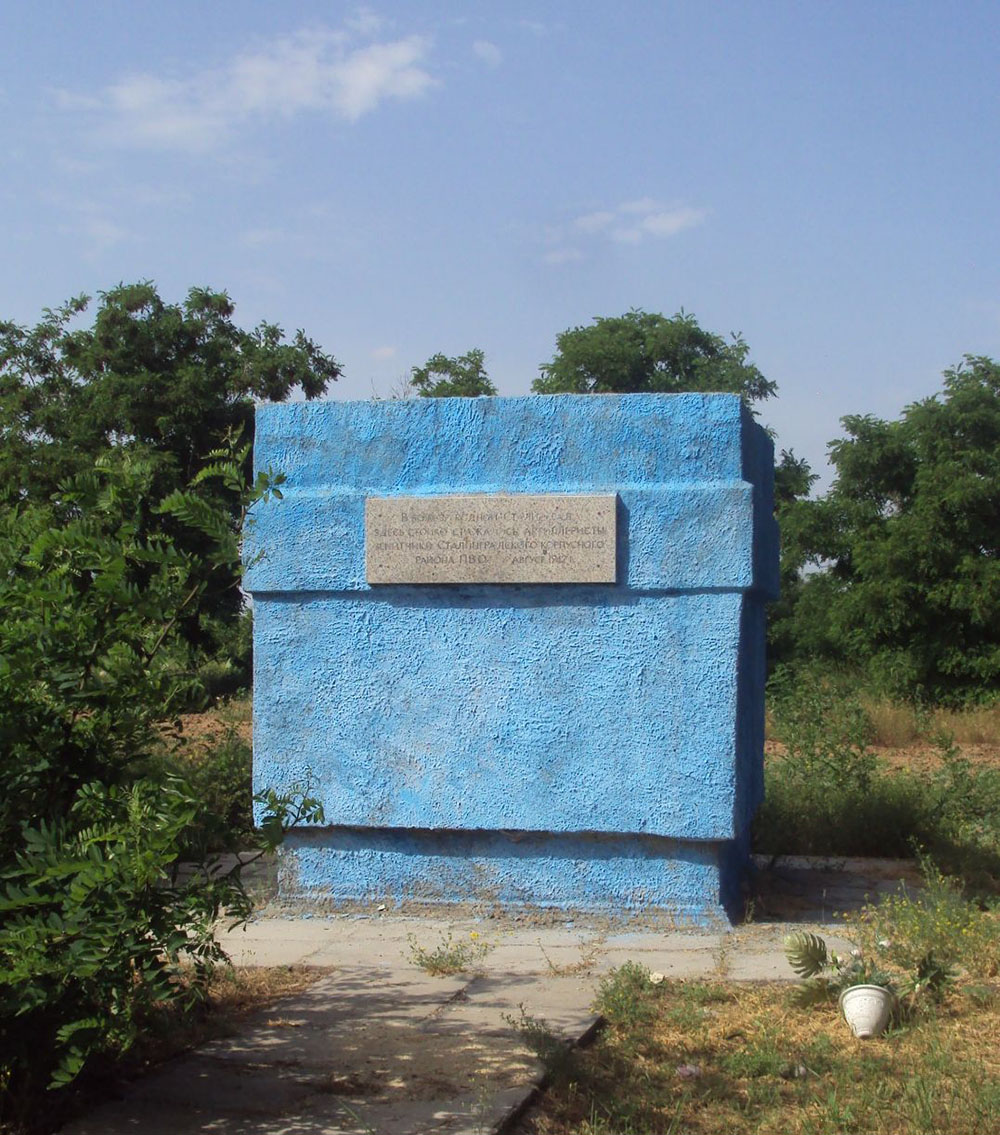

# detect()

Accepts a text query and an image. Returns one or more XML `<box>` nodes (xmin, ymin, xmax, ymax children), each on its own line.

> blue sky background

<box><xmin>2</xmin><ymin>1</ymin><xmax>998</xmax><ymax>489</ymax></box>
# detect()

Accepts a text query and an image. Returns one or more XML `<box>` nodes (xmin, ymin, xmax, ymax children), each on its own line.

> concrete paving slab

<box><xmin>64</xmin><ymin>857</ymin><xmax>920</xmax><ymax>1135</ymax></box>
<box><xmin>198</xmin><ymin>971</ymin><xmax>472</xmax><ymax>1070</ymax></box>
<box><xmin>597</xmin><ymin>929</ymin><xmax>724</xmax><ymax>952</ymax></box>
<box><xmin>428</xmin><ymin>973</ymin><xmax>597</xmax><ymax>1035</ymax></box>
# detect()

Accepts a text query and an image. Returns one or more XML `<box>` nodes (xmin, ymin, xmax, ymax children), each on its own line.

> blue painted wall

<box><xmin>247</xmin><ymin>394</ymin><xmax>777</xmax><ymax>921</ymax></box>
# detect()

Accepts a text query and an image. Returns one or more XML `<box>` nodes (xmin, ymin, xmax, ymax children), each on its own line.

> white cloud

<box><xmin>577</xmin><ymin>198</ymin><xmax>707</xmax><ymax>247</ymax></box>
<box><xmin>542</xmin><ymin>247</ymin><xmax>585</xmax><ymax>265</ymax></box>
<box><xmin>56</xmin><ymin>207</ymin><xmax>133</xmax><ymax>253</ymax></box>
<box><xmin>82</xmin><ymin>216</ymin><xmax>131</xmax><ymax>248</ymax></box>
<box><xmin>54</xmin><ymin>24</ymin><xmax>438</xmax><ymax>151</ymax></box>
<box><xmin>331</xmin><ymin>37</ymin><xmax>435</xmax><ymax>120</ymax></box>
<box><xmin>610</xmin><ymin>207</ymin><xmax>708</xmax><ymax>244</ymax></box>
<box><xmin>472</xmin><ymin>40</ymin><xmax>503</xmax><ymax>68</ymax></box>
<box><xmin>371</xmin><ymin>345</ymin><xmax>397</xmax><ymax>360</ymax></box>
<box><xmin>543</xmin><ymin>197</ymin><xmax>707</xmax><ymax>265</ymax></box>
<box><xmin>345</xmin><ymin>7</ymin><xmax>388</xmax><ymax>36</ymax></box>
<box><xmin>575</xmin><ymin>210</ymin><xmax>615</xmax><ymax>233</ymax></box>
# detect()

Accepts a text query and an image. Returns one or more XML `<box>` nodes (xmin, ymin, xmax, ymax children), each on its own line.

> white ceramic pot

<box><xmin>839</xmin><ymin>984</ymin><xmax>894</xmax><ymax>1038</ymax></box>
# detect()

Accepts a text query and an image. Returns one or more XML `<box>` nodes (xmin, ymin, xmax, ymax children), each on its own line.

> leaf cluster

<box><xmin>0</xmin><ymin>283</ymin><xmax>338</xmax><ymax>680</ymax></box>
<box><xmin>784</xmin><ymin>929</ymin><xmax>954</xmax><ymax>1012</ymax></box>
<box><xmin>773</xmin><ymin>356</ymin><xmax>1000</xmax><ymax>701</ymax></box>
<box><xmin>531</xmin><ymin>308</ymin><xmax>777</xmax><ymax>405</ymax></box>
<box><xmin>0</xmin><ymin>444</ymin><xmax>315</xmax><ymax>1123</ymax></box>
<box><xmin>409</xmin><ymin>348</ymin><xmax>497</xmax><ymax>398</ymax></box>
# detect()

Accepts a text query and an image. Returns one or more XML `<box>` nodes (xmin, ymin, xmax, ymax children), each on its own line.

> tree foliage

<box><xmin>532</xmin><ymin>309</ymin><xmax>777</xmax><ymax>404</ymax></box>
<box><xmin>777</xmin><ymin>356</ymin><xmax>1000</xmax><ymax>701</ymax></box>
<box><xmin>0</xmin><ymin>447</ymin><xmax>321</xmax><ymax>1121</ymax></box>
<box><xmin>409</xmin><ymin>348</ymin><xmax>497</xmax><ymax>398</ymax></box>
<box><xmin>767</xmin><ymin>449</ymin><xmax>820</xmax><ymax>667</ymax></box>
<box><xmin>0</xmin><ymin>283</ymin><xmax>341</xmax><ymax>688</ymax></box>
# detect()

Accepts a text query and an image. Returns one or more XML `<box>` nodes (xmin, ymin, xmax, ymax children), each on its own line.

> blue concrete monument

<box><xmin>245</xmin><ymin>394</ymin><xmax>778</xmax><ymax>922</ymax></box>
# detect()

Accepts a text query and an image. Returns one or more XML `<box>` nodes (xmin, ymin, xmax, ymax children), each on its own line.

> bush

<box><xmin>755</xmin><ymin>667</ymin><xmax>1000</xmax><ymax>894</ymax></box>
<box><xmin>0</xmin><ymin>446</ymin><xmax>318</xmax><ymax>1128</ymax></box>
<box><xmin>848</xmin><ymin>859</ymin><xmax>1000</xmax><ymax>980</ymax></box>
<box><xmin>0</xmin><ymin>779</ymin><xmax>234</xmax><ymax>1109</ymax></box>
<box><xmin>166</xmin><ymin>726</ymin><xmax>254</xmax><ymax>852</ymax></box>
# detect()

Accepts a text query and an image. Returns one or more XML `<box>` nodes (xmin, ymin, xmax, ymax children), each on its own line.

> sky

<box><xmin>2</xmin><ymin>1</ymin><xmax>998</xmax><ymax>490</ymax></box>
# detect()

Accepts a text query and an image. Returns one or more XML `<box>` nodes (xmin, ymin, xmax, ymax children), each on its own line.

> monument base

<box><xmin>276</xmin><ymin>827</ymin><xmax>750</xmax><ymax>925</ymax></box>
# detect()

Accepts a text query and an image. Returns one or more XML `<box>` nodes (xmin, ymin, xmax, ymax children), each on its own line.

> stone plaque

<box><xmin>366</xmin><ymin>494</ymin><xmax>617</xmax><ymax>584</ymax></box>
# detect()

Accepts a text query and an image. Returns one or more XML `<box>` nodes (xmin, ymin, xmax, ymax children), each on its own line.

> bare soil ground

<box><xmin>764</xmin><ymin>738</ymin><xmax>1000</xmax><ymax>775</ymax></box>
<box><xmin>175</xmin><ymin>701</ymin><xmax>252</xmax><ymax>749</ymax></box>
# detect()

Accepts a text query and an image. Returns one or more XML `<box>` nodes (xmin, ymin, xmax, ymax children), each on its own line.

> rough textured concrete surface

<box><xmin>246</xmin><ymin>394</ymin><xmax>778</xmax><ymax>921</ymax></box>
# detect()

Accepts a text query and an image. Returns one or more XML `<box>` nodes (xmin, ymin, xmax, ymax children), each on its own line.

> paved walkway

<box><xmin>65</xmin><ymin>857</ymin><xmax>919</xmax><ymax>1135</ymax></box>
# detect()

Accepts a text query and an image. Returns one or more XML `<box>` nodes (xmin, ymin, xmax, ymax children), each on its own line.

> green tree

<box><xmin>0</xmin><ymin>447</ymin><xmax>320</xmax><ymax>1120</ymax></box>
<box><xmin>532</xmin><ymin>309</ymin><xmax>777</xmax><ymax>404</ymax></box>
<box><xmin>781</xmin><ymin>356</ymin><xmax>1000</xmax><ymax>701</ymax></box>
<box><xmin>767</xmin><ymin>449</ymin><xmax>819</xmax><ymax>667</ymax></box>
<box><xmin>0</xmin><ymin>283</ymin><xmax>341</xmax><ymax>686</ymax></box>
<box><xmin>409</xmin><ymin>348</ymin><xmax>497</xmax><ymax>397</ymax></box>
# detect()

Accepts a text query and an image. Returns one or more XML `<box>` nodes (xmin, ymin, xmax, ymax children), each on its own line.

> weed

<box><xmin>592</xmin><ymin>962</ymin><xmax>662</xmax><ymax>1029</ymax></box>
<box><xmin>504</xmin><ymin>1006</ymin><xmax>579</xmax><ymax>1084</ymax></box>
<box><xmin>847</xmin><ymin>859</ymin><xmax>1000</xmax><ymax>979</ymax></box>
<box><xmin>336</xmin><ymin>1102</ymin><xmax>379</xmax><ymax>1135</ymax></box>
<box><xmin>677</xmin><ymin>981</ymin><xmax>731</xmax><ymax>1005</ymax></box>
<box><xmin>536</xmin><ymin>940</ymin><xmax>601</xmax><ymax>976</ymax></box>
<box><xmin>405</xmin><ymin>930</ymin><xmax>490</xmax><ymax>975</ymax></box>
<box><xmin>963</xmin><ymin>983</ymin><xmax>1000</xmax><ymax>1009</ymax></box>
<box><xmin>662</xmin><ymin>998</ymin><xmax>709</xmax><ymax>1032</ymax></box>
<box><xmin>756</xmin><ymin>690</ymin><xmax>1000</xmax><ymax>893</ymax></box>
<box><xmin>712</xmin><ymin>935</ymin><xmax>733</xmax><ymax>978</ymax></box>
<box><xmin>767</xmin><ymin>664</ymin><xmax>878</xmax><ymax>791</ymax></box>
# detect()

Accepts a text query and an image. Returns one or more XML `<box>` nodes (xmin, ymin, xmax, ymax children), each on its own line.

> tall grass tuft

<box><xmin>756</xmin><ymin>667</ymin><xmax>1000</xmax><ymax>894</ymax></box>
<box><xmin>860</xmin><ymin>696</ymin><xmax>1000</xmax><ymax>748</ymax></box>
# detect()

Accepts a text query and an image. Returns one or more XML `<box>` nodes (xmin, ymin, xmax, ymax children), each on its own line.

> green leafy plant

<box><xmin>409</xmin><ymin>348</ymin><xmax>497</xmax><ymax>398</ymax></box>
<box><xmin>767</xmin><ymin>665</ymin><xmax>878</xmax><ymax>793</ymax></box>
<box><xmin>593</xmin><ymin>962</ymin><xmax>664</xmax><ymax>1029</ymax></box>
<box><xmin>532</xmin><ymin>308</ymin><xmax>776</xmax><ymax>406</ymax></box>
<box><xmin>0</xmin><ymin>441</ymin><xmax>317</xmax><ymax>1128</ymax></box>
<box><xmin>166</xmin><ymin>725</ymin><xmax>254</xmax><ymax>851</ymax></box>
<box><xmin>771</xmin><ymin>355</ymin><xmax>1000</xmax><ymax>703</ymax></box>
<box><xmin>0</xmin><ymin>283</ymin><xmax>341</xmax><ymax>684</ymax></box>
<box><xmin>784</xmin><ymin>931</ymin><xmax>953</xmax><ymax>1011</ymax></box>
<box><xmin>405</xmin><ymin>931</ymin><xmax>491</xmax><ymax>975</ymax></box>
<box><xmin>784</xmin><ymin>932</ymin><xmax>897</xmax><ymax>1005</ymax></box>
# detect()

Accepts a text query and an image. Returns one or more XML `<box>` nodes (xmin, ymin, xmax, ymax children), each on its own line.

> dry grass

<box><xmin>767</xmin><ymin>695</ymin><xmax>1000</xmax><ymax>750</ymax></box>
<box><xmin>763</xmin><ymin>737</ymin><xmax>1000</xmax><ymax>777</ymax></box>
<box><xmin>863</xmin><ymin>697</ymin><xmax>1000</xmax><ymax>748</ymax></box>
<box><xmin>518</xmin><ymin>977</ymin><xmax>1000</xmax><ymax>1135</ymax></box>
<box><xmin>931</xmin><ymin>702</ymin><xmax>1000</xmax><ymax>746</ymax></box>
<box><xmin>126</xmin><ymin>964</ymin><xmax>327</xmax><ymax>1071</ymax></box>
